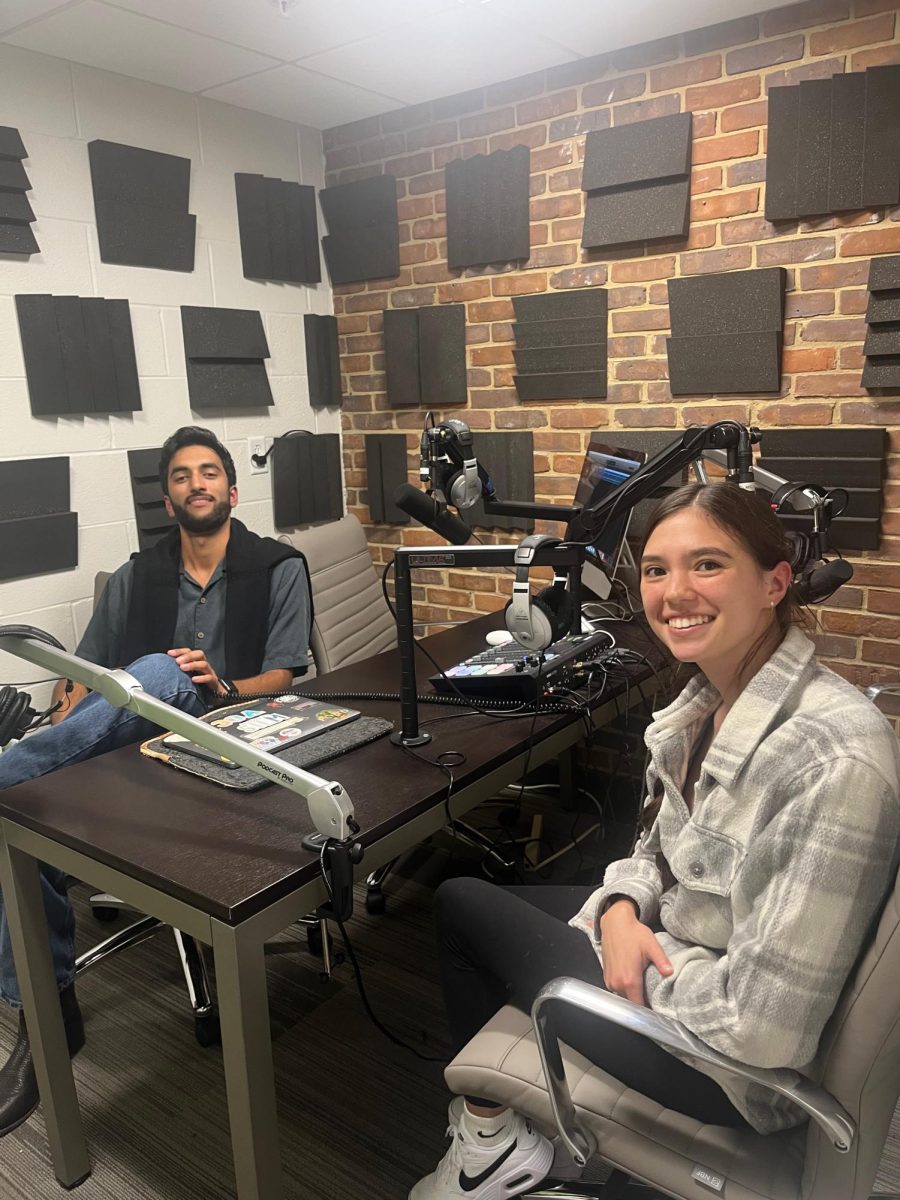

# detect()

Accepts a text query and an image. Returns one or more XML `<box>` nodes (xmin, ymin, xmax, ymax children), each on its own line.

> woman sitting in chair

<box><xmin>410</xmin><ymin>481</ymin><xmax>900</xmax><ymax>1200</ymax></box>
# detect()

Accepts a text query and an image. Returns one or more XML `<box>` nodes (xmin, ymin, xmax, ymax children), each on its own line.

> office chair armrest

<box><xmin>531</xmin><ymin>977</ymin><xmax>856</xmax><ymax>1166</ymax></box>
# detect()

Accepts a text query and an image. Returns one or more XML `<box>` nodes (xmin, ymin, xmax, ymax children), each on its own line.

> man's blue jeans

<box><xmin>0</xmin><ymin>654</ymin><xmax>206</xmax><ymax>1009</ymax></box>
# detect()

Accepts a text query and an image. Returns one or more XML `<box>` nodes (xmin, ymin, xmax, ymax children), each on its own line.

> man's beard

<box><xmin>171</xmin><ymin>494</ymin><xmax>231</xmax><ymax>535</ymax></box>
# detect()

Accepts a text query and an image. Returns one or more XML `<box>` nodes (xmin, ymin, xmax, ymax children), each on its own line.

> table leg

<box><xmin>211</xmin><ymin>918</ymin><xmax>283</xmax><ymax>1200</ymax></box>
<box><xmin>0</xmin><ymin>832</ymin><xmax>90</xmax><ymax>1188</ymax></box>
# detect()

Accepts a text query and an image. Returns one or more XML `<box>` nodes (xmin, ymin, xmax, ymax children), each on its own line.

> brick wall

<box><xmin>323</xmin><ymin>0</ymin><xmax>900</xmax><ymax>711</ymax></box>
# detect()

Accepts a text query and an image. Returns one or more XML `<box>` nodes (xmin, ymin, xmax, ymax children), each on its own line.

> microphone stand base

<box><xmin>390</xmin><ymin>730</ymin><xmax>432</xmax><ymax>747</ymax></box>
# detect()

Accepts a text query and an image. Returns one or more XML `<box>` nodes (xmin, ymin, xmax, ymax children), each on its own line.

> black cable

<box><xmin>315</xmin><ymin>842</ymin><xmax>448</xmax><ymax>1064</ymax></box>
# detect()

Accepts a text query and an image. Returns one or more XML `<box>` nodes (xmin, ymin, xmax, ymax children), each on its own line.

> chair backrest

<box><xmin>94</xmin><ymin>571</ymin><xmax>112</xmax><ymax>612</ymax></box>
<box><xmin>287</xmin><ymin>515</ymin><xmax>397</xmax><ymax>675</ymax></box>
<box><xmin>799</xmin><ymin>863</ymin><xmax>900</xmax><ymax>1200</ymax></box>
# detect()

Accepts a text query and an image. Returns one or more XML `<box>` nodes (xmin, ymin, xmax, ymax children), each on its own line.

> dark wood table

<box><xmin>0</xmin><ymin>612</ymin><xmax>655</xmax><ymax>1199</ymax></box>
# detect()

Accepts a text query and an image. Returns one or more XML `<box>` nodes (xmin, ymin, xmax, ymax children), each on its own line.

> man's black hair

<box><xmin>158</xmin><ymin>426</ymin><xmax>237</xmax><ymax>494</ymax></box>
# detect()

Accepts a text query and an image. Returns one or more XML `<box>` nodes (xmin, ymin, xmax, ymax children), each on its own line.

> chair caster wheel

<box><xmin>306</xmin><ymin>924</ymin><xmax>333</xmax><ymax>958</ymax></box>
<box><xmin>195</xmin><ymin>1011</ymin><xmax>221</xmax><ymax>1048</ymax></box>
<box><xmin>93</xmin><ymin>906</ymin><xmax>119</xmax><ymax>923</ymax></box>
<box><xmin>365</xmin><ymin>888</ymin><xmax>386</xmax><ymax>915</ymax></box>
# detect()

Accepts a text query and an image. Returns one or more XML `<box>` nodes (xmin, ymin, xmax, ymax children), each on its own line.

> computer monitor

<box><xmin>565</xmin><ymin>437</ymin><xmax>647</xmax><ymax>600</ymax></box>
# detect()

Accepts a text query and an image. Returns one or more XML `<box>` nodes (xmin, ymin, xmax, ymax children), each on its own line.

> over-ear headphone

<box><xmin>504</xmin><ymin>534</ymin><xmax>578</xmax><ymax>652</ymax></box>
<box><xmin>0</xmin><ymin>625</ymin><xmax>69</xmax><ymax>747</ymax></box>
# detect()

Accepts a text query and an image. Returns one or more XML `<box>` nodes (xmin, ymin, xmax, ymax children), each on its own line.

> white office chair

<box><xmin>444</xmin><ymin>686</ymin><xmax>900</xmax><ymax>1200</ymax></box>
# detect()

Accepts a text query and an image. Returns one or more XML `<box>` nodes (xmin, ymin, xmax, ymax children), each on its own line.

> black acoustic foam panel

<box><xmin>88</xmin><ymin>140</ymin><xmax>196</xmax><ymax>271</ymax></box>
<box><xmin>364</xmin><ymin>434</ymin><xmax>410</xmax><ymax>524</ymax></box>
<box><xmin>383</xmin><ymin>304</ymin><xmax>467</xmax><ymax>408</ymax></box>
<box><xmin>765</xmin><ymin>66</ymin><xmax>900</xmax><ymax>220</ymax></box>
<box><xmin>128</xmin><ymin>447</ymin><xmax>177</xmax><ymax>550</ymax></box>
<box><xmin>445</xmin><ymin>146</ymin><xmax>530</xmax><ymax>269</ymax></box>
<box><xmin>0</xmin><ymin>457</ymin><xmax>77</xmax><ymax>580</ymax></box>
<box><xmin>272</xmin><ymin>433</ymin><xmax>342</xmax><ymax>528</ymax></box>
<box><xmin>181</xmin><ymin>306</ymin><xmax>273</xmax><ymax>409</ymax></box>
<box><xmin>666</xmin><ymin>267</ymin><xmax>785</xmax><ymax>395</ymax></box>
<box><xmin>320</xmin><ymin>174</ymin><xmax>399</xmax><ymax>285</ymax></box>
<box><xmin>468</xmin><ymin>432</ymin><xmax>535</xmax><ymax>534</ymax></box>
<box><xmin>581</xmin><ymin>113</ymin><xmax>692</xmax><ymax>250</ymax></box>
<box><xmin>512</xmin><ymin>289</ymin><xmax>607</xmax><ymax>402</ymax></box>
<box><xmin>16</xmin><ymin>294</ymin><xmax>141</xmax><ymax>416</ymax></box>
<box><xmin>304</xmin><ymin>314</ymin><xmax>342</xmax><ymax>408</ymax></box>
<box><xmin>0</xmin><ymin>126</ymin><xmax>38</xmax><ymax>255</ymax></box>
<box><xmin>758</xmin><ymin>427</ymin><xmax>886</xmax><ymax>551</ymax></box>
<box><xmin>235</xmin><ymin>173</ymin><xmax>320</xmax><ymax>284</ymax></box>
<box><xmin>862</xmin><ymin>255</ymin><xmax>900</xmax><ymax>390</ymax></box>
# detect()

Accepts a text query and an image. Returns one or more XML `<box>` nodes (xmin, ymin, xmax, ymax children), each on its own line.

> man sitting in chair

<box><xmin>0</xmin><ymin>424</ymin><xmax>311</xmax><ymax>1136</ymax></box>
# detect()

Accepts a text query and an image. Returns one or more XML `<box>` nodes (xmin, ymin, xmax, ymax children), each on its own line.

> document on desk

<box><xmin>139</xmin><ymin>694</ymin><xmax>389</xmax><ymax>791</ymax></box>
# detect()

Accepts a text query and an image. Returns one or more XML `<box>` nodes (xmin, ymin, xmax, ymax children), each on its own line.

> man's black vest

<box><xmin>121</xmin><ymin>518</ymin><xmax>306</xmax><ymax>679</ymax></box>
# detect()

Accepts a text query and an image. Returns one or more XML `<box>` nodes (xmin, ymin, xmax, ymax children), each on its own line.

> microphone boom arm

<box><xmin>0</xmin><ymin>636</ymin><xmax>355</xmax><ymax>842</ymax></box>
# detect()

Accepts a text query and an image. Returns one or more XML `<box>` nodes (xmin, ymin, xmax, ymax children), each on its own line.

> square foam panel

<box><xmin>445</xmin><ymin>146</ymin><xmax>530</xmax><ymax>269</ymax></box>
<box><xmin>128</xmin><ymin>447</ymin><xmax>177</xmax><ymax>550</ymax></box>
<box><xmin>271</xmin><ymin>433</ymin><xmax>342</xmax><ymax>528</ymax></box>
<box><xmin>235</xmin><ymin>173</ymin><xmax>320</xmax><ymax>284</ymax></box>
<box><xmin>758</xmin><ymin>427</ymin><xmax>886</xmax><ymax>550</ymax></box>
<box><xmin>0</xmin><ymin>456</ymin><xmax>77</xmax><ymax>580</ymax></box>
<box><xmin>383</xmin><ymin>304</ymin><xmax>467</xmax><ymax>408</ymax></box>
<box><xmin>320</xmin><ymin>174</ymin><xmax>399</xmax><ymax>285</ymax></box>
<box><xmin>365</xmin><ymin>434</ymin><xmax>410</xmax><ymax>524</ymax></box>
<box><xmin>0</xmin><ymin>125</ymin><xmax>38</xmax><ymax>255</ymax></box>
<box><xmin>862</xmin><ymin>254</ymin><xmax>900</xmax><ymax>389</ymax></box>
<box><xmin>581</xmin><ymin>113</ymin><xmax>692</xmax><ymax>249</ymax></box>
<box><xmin>765</xmin><ymin>66</ymin><xmax>900</xmax><ymax>220</ymax></box>
<box><xmin>666</xmin><ymin>267</ymin><xmax>785</xmax><ymax>395</ymax></box>
<box><xmin>467</xmin><ymin>432</ymin><xmax>535</xmax><ymax>534</ymax></box>
<box><xmin>512</xmin><ymin>288</ymin><xmax>607</xmax><ymax>402</ymax></box>
<box><xmin>181</xmin><ymin>306</ymin><xmax>273</xmax><ymax>409</ymax></box>
<box><xmin>16</xmin><ymin>294</ymin><xmax>141</xmax><ymax>416</ymax></box>
<box><xmin>88</xmin><ymin>140</ymin><xmax>196</xmax><ymax>271</ymax></box>
<box><xmin>304</xmin><ymin>314</ymin><xmax>342</xmax><ymax>408</ymax></box>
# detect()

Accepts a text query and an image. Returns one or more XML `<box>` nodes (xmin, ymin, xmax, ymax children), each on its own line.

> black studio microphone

<box><xmin>736</xmin><ymin>427</ymin><xmax>755</xmax><ymax>490</ymax></box>
<box><xmin>794</xmin><ymin>557</ymin><xmax>854</xmax><ymax>605</ymax></box>
<box><xmin>393</xmin><ymin>483</ymin><xmax>473</xmax><ymax>545</ymax></box>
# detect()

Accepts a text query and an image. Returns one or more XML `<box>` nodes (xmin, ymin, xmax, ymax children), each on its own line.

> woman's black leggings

<box><xmin>435</xmin><ymin>876</ymin><xmax>749</xmax><ymax>1129</ymax></box>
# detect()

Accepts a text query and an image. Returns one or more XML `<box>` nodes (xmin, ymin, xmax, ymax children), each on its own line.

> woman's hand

<box><xmin>598</xmin><ymin>898</ymin><xmax>674</xmax><ymax>1006</ymax></box>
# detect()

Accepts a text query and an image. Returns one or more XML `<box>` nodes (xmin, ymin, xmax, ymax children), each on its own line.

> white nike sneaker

<box><xmin>409</xmin><ymin>1109</ymin><xmax>553</xmax><ymax>1200</ymax></box>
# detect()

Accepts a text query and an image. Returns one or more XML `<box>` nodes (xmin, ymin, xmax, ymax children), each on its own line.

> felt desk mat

<box><xmin>140</xmin><ymin>715</ymin><xmax>393</xmax><ymax>792</ymax></box>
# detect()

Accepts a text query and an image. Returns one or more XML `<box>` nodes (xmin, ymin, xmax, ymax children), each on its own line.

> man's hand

<box><xmin>167</xmin><ymin>647</ymin><xmax>223</xmax><ymax>693</ymax></box>
<box><xmin>598</xmin><ymin>898</ymin><xmax>674</xmax><ymax>1006</ymax></box>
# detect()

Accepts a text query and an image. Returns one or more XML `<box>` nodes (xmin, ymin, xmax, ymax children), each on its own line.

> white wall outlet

<box><xmin>249</xmin><ymin>437</ymin><xmax>273</xmax><ymax>475</ymax></box>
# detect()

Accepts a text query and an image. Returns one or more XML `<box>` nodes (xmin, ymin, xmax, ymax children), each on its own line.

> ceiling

<box><xmin>0</xmin><ymin>0</ymin><xmax>799</xmax><ymax>131</ymax></box>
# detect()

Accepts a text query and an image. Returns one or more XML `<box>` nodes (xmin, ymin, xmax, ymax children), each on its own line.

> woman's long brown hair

<box><xmin>636</xmin><ymin>481</ymin><xmax>804</xmax><ymax>832</ymax></box>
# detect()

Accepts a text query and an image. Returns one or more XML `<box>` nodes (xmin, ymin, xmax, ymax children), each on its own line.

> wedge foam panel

<box><xmin>88</xmin><ymin>140</ymin><xmax>195</xmax><ymax>271</ymax></box>
<box><xmin>128</xmin><ymin>447</ymin><xmax>177</xmax><ymax>550</ymax></box>
<box><xmin>758</xmin><ymin>427</ymin><xmax>886</xmax><ymax>550</ymax></box>
<box><xmin>383</xmin><ymin>304</ymin><xmax>467</xmax><ymax>408</ymax></box>
<box><xmin>445</xmin><ymin>146</ymin><xmax>530</xmax><ymax>269</ymax></box>
<box><xmin>666</xmin><ymin>268</ymin><xmax>785</xmax><ymax>394</ymax></box>
<box><xmin>765</xmin><ymin>66</ymin><xmax>900</xmax><ymax>220</ymax></box>
<box><xmin>862</xmin><ymin>255</ymin><xmax>900</xmax><ymax>390</ymax></box>
<box><xmin>512</xmin><ymin>289</ymin><xmax>607</xmax><ymax>402</ymax></box>
<box><xmin>235</xmin><ymin>173</ymin><xmax>320</xmax><ymax>284</ymax></box>
<box><xmin>0</xmin><ymin>457</ymin><xmax>77</xmax><ymax>580</ymax></box>
<box><xmin>271</xmin><ymin>432</ymin><xmax>342</xmax><ymax>527</ymax></box>
<box><xmin>320</xmin><ymin>174</ymin><xmax>399</xmax><ymax>285</ymax></box>
<box><xmin>0</xmin><ymin>126</ymin><xmax>38</xmax><ymax>255</ymax></box>
<box><xmin>16</xmin><ymin>294</ymin><xmax>141</xmax><ymax>416</ymax></box>
<box><xmin>181</xmin><ymin>306</ymin><xmax>273</xmax><ymax>409</ymax></box>
<box><xmin>581</xmin><ymin>113</ymin><xmax>692</xmax><ymax>249</ymax></box>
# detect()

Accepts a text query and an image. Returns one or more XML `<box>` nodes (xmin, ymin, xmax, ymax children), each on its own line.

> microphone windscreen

<box><xmin>393</xmin><ymin>484</ymin><xmax>472</xmax><ymax>545</ymax></box>
<box><xmin>797</xmin><ymin>557</ymin><xmax>854</xmax><ymax>604</ymax></box>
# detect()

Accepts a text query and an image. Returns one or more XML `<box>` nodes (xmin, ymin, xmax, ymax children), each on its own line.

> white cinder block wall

<box><xmin>0</xmin><ymin>42</ymin><xmax>337</xmax><ymax>707</ymax></box>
